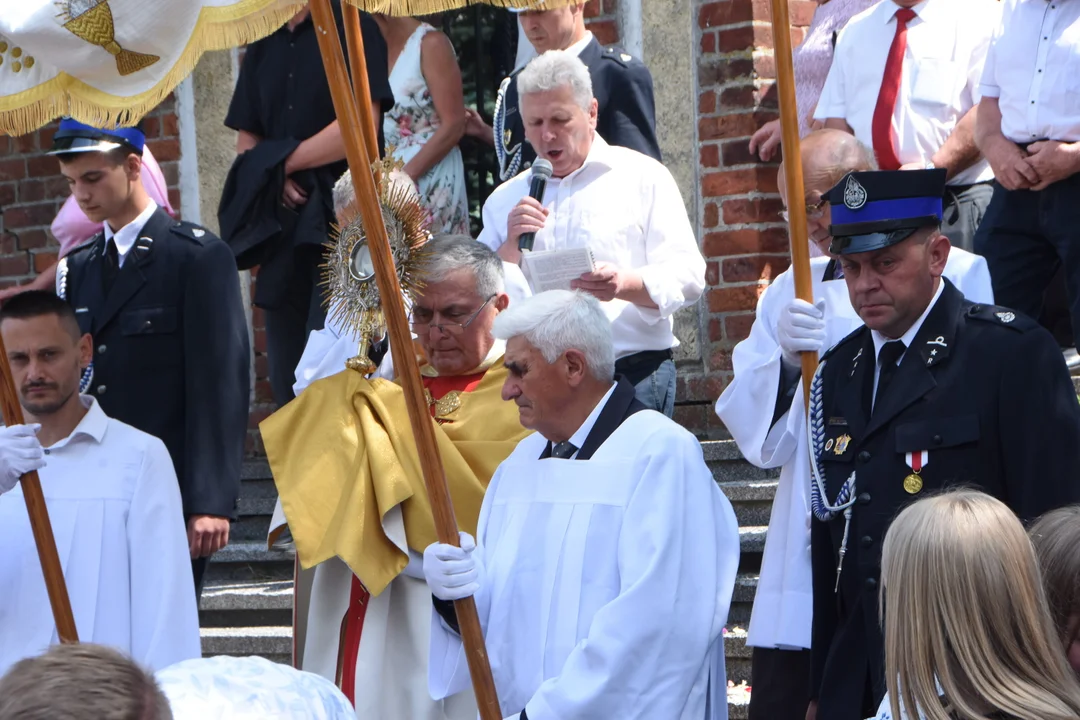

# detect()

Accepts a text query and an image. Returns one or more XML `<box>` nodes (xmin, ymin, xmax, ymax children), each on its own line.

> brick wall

<box><xmin>584</xmin><ymin>0</ymin><xmax>620</xmax><ymax>44</ymax></box>
<box><xmin>0</xmin><ymin>98</ymin><xmax>182</xmax><ymax>292</ymax></box>
<box><xmin>679</xmin><ymin>0</ymin><xmax>815</xmax><ymax>436</ymax></box>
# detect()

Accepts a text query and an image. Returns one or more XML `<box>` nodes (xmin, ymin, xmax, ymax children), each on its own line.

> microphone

<box><xmin>518</xmin><ymin>159</ymin><xmax>553</xmax><ymax>253</ymax></box>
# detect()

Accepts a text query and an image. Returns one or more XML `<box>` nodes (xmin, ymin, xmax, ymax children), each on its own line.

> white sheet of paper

<box><xmin>521</xmin><ymin>247</ymin><xmax>596</xmax><ymax>293</ymax></box>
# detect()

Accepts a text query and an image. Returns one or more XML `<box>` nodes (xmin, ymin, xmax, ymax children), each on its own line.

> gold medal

<box><xmin>834</xmin><ymin>434</ymin><xmax>851</xmax><ymax>455</ymax></box>
<box><xmin>903</xmin><ymin>473</ymin><xmax>923</xmax><ymax>494</ymax></box>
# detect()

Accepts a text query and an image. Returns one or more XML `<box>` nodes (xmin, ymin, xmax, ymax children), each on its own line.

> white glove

<box><xmin>777</xmin><ymin>298</ymin><xmax>826</xmax><ymax>369</ymax></box>
<box><xmin>0</xmin><ymin>424</ymin><xmax>45</xmax><ymax>496</ymax></box>
<box><xmin>423</xmin><ymin>532</ymin><xmax>479</xmax><ymax>601</ymax></box>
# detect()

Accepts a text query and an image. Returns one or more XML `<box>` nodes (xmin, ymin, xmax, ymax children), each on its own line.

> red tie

<box><xmin>872</xmin><ymin>7</ymin><xmax>917</xmax><ymax>170</ymax></box>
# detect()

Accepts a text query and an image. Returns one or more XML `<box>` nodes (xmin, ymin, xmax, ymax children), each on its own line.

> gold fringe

<box><xmin>0</xmin><ymin>1</ymin><xmax>307</xmax><ymax>136</ymax></box>
<box><xmin>344</xmin><ymin>0</ymin><xmax>576</xmax><ymax>17</ymax></box>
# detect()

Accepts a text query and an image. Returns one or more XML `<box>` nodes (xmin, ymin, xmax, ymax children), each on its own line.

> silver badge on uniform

<box><xmin>192</xmin><ymin>228</ymin><xmax>205</xmax><ymax>238</ymax></box>
<box><xmin>996</xmin><ymin>311</ymin><xmax>1015</xmax><ymax>323</ymax></box>
<box><xmin>843</xmin><ymin>175</ymin><xmax>868</xmax><ymax>210</ymax></box>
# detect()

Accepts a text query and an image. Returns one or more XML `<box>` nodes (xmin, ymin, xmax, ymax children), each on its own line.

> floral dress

<box><xmin>384</xmin><ymin>24</ymin><xmax>470</xmax><ymax>235</ymax></box>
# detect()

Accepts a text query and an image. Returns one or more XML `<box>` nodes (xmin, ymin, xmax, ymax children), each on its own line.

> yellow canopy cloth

<box><xmin>0</xmin><ymin>0</ymin><xmax>305</xmax><ymax>135</ymax></box>
<box><xmin>261</xmin><ymin>362</ymin><xmax>527</xmax><ymax>597</ymax></box>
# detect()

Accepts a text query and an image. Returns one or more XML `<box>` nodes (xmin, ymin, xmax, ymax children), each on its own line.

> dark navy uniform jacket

<box><xmin>60</xmin><ymin>207</ymin><xmax>250</xmax><ymax>520</ymax></box>
<box><xmin>494</xmin><ymin>37</ymin><xmax>661</xmax><ymax>181</ymax></box>
<box><xmin>810</xmin><ymin>279</ymin><xmax>1080</xmax><ymax>719</ymax></box>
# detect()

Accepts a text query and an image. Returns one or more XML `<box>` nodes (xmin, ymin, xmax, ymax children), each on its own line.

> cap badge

<box><xmin>843</xmin><ymin>175</ymin><xmax>868</xmax><ymax>210</ymax></box>
<box><xmin>191</xmin><ymin>228</ymin><xmax>205</xmax><ymax>238</ymax></box>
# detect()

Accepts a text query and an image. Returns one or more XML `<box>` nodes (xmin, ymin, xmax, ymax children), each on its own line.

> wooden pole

<box><xmin>0</xmin><ymin>334</ymin><xmax>78</xmax><ymax>644</ymax></box>
<box><xmin>769</xmin><ymin>0</ymin><xmax>818</xmax><ymax>405</ymax></box>
<box><xmin>307</xmin><ymin>3</ymin><xmax>502</xmax><ymax>718</ymax></box>
<box><xmin>342</xmin><ymin>5</ymin><xmax>380</xmax><ymax>170</ymax></box>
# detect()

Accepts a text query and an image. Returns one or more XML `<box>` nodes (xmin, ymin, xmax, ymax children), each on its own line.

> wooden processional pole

<box><xmin>0</xmin><ymin>333</ymin><xmax>78</xmax><ymax>643</ymax></box>
<box><xmin>769</xmin><ymin>0</ymin><xmax>818</xmax><ymax>404</ymax></box>
<box><xmin>307</xmin><ymin>2</ymin><xmax>502</xmax><ymax>717</ymax></box>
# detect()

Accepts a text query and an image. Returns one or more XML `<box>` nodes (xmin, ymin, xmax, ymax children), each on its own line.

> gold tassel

<box><xmin>342</xmin><ymin>0</ymin><xmax>576</xmax><ymax>17</ymax></box>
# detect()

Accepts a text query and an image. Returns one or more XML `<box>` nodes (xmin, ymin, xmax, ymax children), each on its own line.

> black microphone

<box><xmin>518</xmin><ymin>159</ymin><xmax>553</xmax><ymax>252</ymax></box>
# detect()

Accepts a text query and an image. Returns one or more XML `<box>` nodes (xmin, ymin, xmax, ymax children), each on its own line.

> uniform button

<box><xmin>932</xmin><ymin>434</ymin><xmax>942</xmax><ymax>445</ymax></box>
<box><xmin>858</xmin><ymin>492</ymin><xmax>872</xmax><ymax>506</ymax></box>
<box><xmin>97</xmin><ymin>344</ymin><xmax>106</xmax><ymax>354</ymax></box>
<box><xmin>865</xmin><ymin>577</ymin><xmax>878</xmax><ymax>591</ymax></box>
<box><xmin>96</xmin><ymin>384</ymin><xmax>107</xmax><ymax>395</ymax></box>
<box><xmin>857</xmin><ymin>450</ymin><xmax>871</xmax><ymax>463</ymax></box>
<box><xmin>43</xmin><ymin>449</ymin><xmax>50</xmax><ymax>456</ymax></box>
<box><xmin>860</xmin><ymin>535</ymin><xmax>873</xmax><ymax>549</ymax></box>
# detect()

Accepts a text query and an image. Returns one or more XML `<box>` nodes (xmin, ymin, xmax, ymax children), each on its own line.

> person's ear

<box><xmin>494</xmin><ymin>293</ymin><xmax>510</xmax><ymax>312</ymax></box>
<box><xmin>124</xmin><ymin>153</ymin><xmax>142</xmax><ymax>182</ymax></box>
<box><xmin>588</xmin><ymin>98</ymin><xmax>598</xmax><ymax>129</ymax></box>
<box><xmin>563</xmin><ymin>348</ymin><xmax>588</xmax><ymax>387</ymax></box>
<box><xmin>926</xmin><ymin>231</ymin><xmax>950</xmax><ymax>278</ymax></box>
<box><xmin>77</xmin><ymin>333</ymin><xmax>93</xmax><ymax>370</ymax></box>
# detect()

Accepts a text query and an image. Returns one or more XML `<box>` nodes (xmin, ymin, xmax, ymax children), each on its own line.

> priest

<box><xmin>261</xmin><ymin>234</ymin><xmax>530</xmax><ymax>719</ymax></box>
<box><xmin>423</xmin><ymin>289</ymin><xmax>740</xmax><ymax>720</ymax></box>
<box><xmin>0</xmin><ymin>291</ymin><xmax>200</xmax><ymax>675</ymax></box>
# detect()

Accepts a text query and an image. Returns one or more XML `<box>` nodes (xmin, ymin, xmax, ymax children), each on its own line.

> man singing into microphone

<box><xmin>478</xmin><ymin>50</ymin><xmax>704</xmax><ymax>416</ymax></box>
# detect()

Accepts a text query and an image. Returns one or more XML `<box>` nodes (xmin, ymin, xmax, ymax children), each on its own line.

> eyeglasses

<box><xmin>780</xmin><ymin>198</ymin><xmax>828</xmax><ymax>223</ymax></box>
<box><xmin>409</xmin><ymin>295</ymin><xmax>496</xmax><ymax>335</ymax></box>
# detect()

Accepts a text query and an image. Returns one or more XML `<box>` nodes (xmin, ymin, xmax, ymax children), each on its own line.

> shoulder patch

<box><xmin>821</xmin><ymin>324</ymin><xmax>867</xmax><ymax>361</ymax></box>
<box><xmin>602</xmin><ymin>45</ymin><xmax>636</xmax><ymax>67</ymax></box>
<box><xmin>965</xmin><ymin>303</ymin><xmax>1037</xmax><ymax>332</ymax></box>
<box><xmin>170</xmin><ymin>221</ymin><xmax>215</xmax><ymax>245</ymax></box>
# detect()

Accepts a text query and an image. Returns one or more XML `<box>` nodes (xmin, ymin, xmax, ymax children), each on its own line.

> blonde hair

<box><xmin>1030</xmin><ymin>505</ymin><xmax>1080</xmax><ymax>650</ymax></box>
<box><xmin>880</xmin><ymin>490</ymin><xmax>1080</xmax><ymax>720</ymax></box>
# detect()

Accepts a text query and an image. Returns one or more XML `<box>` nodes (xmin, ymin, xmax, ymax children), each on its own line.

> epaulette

<box><xmin>66</xmin><ymin>232</ymin><xmax>102</xmax><ymax>257</ymax></box>
<box><xmin>169</xmin><ymin>221</ymin><xmax>214</xmax><ymax>245</ymax></box>
<box><xmin>964</xmin><ymin>302</ymin><xmax>1037</xmax><ymax>333</ymax></box>
<box><xmin>602</xmin><ymin>45</ymin><xmax>638</xmax><ymax>67</ymax></box>
<box><xmin>821</xmin><ymin>323</ymin><xmax>867</xmax><ymax>361</ymax></box>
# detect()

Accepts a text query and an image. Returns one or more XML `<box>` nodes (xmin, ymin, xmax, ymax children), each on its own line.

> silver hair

<box><xmin>516</xmin><ymin>50</ymin><xmax>593</xmax><ymax>112</ymax></box>
<box><xmin>332</xmin><ymin>171</ymin><xmax>354</xmax><ymax>221</ymax></box>
<box><xmin>492</xmin><ymin>290</ymin><xmax>614</xmax><ymax>381</ymax></box>
<box><xmin>420</xmin><ymin>235</ymin><xmax>505</xmax><ymax>298</ymax></box>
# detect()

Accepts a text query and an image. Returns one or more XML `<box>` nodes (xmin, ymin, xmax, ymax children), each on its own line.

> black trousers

<box><xmin>263</xmin><ymin>246</ymin><xmax>328</xmax><ymax>407</ymax></box>
<box><xmin>192</xmin><ymin>556</ymin><xmax>209</xmax><ymax>600</ymax></box>
<box><xmin>749</xmin><ymin>647</ymin><xmax>812</xmax><ymax>720</ymax></box>
<box><xmin>974</xmin><ymin>174</ymin><xmax>1080</xmax><ymax>347</ymax></box>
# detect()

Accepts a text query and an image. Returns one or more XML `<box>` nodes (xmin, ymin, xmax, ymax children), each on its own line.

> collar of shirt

<box><xmin>103</xmin><ymin>201</ymin><xmax>158</xmax><ymax>266</ymax></box>
<box><xmin>560</xmin><ymin>382</ymin><xmax>618</xmax><ymax>459</ymax></box>
<box><xmin>44</xmin><ymin>395</ymin><xmax>108</xmax><ymax>452</ymax></box>
<box><xmin>870</xmin><ymin>278</ymin><xmax>946</xmax><ymax>365</ymax></box>
<box><xmin>549</xmin><ymin>133</ymin><xmax>618</xmax><ymax>183</ymax></box>
<box><xmin>565</xmin><ymin>31</ymin><xmax>594</xmax><ymax>58</ymax></box>
<box><xmin>877</xmin><ymin>0</ymin><xmax>933</xmax><ymax>25</ymax></box>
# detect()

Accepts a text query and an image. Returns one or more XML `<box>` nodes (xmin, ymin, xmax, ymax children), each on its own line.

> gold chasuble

<box><xmin>260</xmin><ymin>349</ymin><xmax>527</xmax><ymax>598</ymax></box>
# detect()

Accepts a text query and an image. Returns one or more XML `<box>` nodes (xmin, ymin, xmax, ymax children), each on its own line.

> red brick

<box><xmin>703</xmin><ymin>202</ymin><xmax>719</xmax><ymax>228</ymax></box>
<box><xmin>0</xmin><ymin>159</ymin><xmax>27</xmax><ymax>182</ymax></box>
<box><xmin>708</xmin><ymin>317</ymin><xmax>725</xmax><ymax>342</ymax></box>
<box><xmin>584</xmin><ymin>0</ymin><xmax>601</xmax><ymax>18</ymax></box>
<box><xmin>601</xmin><ymin>0</ymin><xmax>618</xmax><ymax>14</ymax></box>
<box><xmin>705</xmin><ymin>260</ymin><xmax>720</xmax><ymax>285</ymax></box>
<box><xmin>709</xmin><ymin>344</ymin><xmax>736</xmax><ymax>372</ymax></box>
<box><xmin>698</xmin><ymin>90</ymin><xmax>717</xmax><ymax>115</ymax></box>
<box><xmin>697</xmin><ymin>57</ymin><xmax>753</xmax><ymax>86</ymax></box>
<box><xmin>161</xmin><ymin>113</ymin><xmax>180</xmax><ymax>138</ymax></box>
<box><xmin>721</xmin><ymin>196</ymin><xmax>785</xmax><ymax>225</ymax></box>
<box><xmin>249</xmin><ymin>407</ymin><xmax>276</xmax><ymax>428</ymax></box>
<box><xmin>158</xmin><ymin>161</ymin><xmax>180</xmax><ymax>186</ymax></box>
<box><xmin>685</xmin><ymin>373</ymin><xmax>726</xmax><ymax>403</ymax></box>
<box><xmin>754</xmin><ymin>54</ymin><xmax>776</xmax><ymax>79</ymax></box>
<box><xmin>27</xmin><ymin>156</ymin><xmax>58</xmax><ymax>178</ymax></box>
<box><xmin>588</xmin><ymin>19</ymin><xmax>618</xmax><ymax>44</ymax></box>
<box><xmin>702</xmin><ymin>227</ymin><xmax>789</xmax><ymax>256</ymax></box>
<box><xmin>254</xmin><ymin>328</ymin><xmax>267</xmax><ymax>354</ymax></box>
<box><xmin>44</xmin><ymin>176</ymin><xmax>71</xmax><ymax>196</ymax></box>
<box><xmin>18</xmin><ymin>180</ymin><xmax>45</xmax><ymax>203</ymax></box>
<box><xmin>37</xmin><ymin>126</ymin><xmax>57</xmax><ymax>150</ymax></box>
<box><xmin>717</xmin><ymin>25</ymin><xmax>757</xmax><ymax>53</ymax></box>
<box><xmin>14</xmin><ymin>133</ymin><xmax>37</xmax><ymax>154</ymax></box>
<box><xmin>0</xmin><ymin>183</ymin><xmax>14</xmax><ymax>207</ymax></box>
<box><xmin>3</xmin><ymin>203</ymin><xmax>56</xmax><ymax>229</ymax></box>
<box><xmin>701</xmin><ymin>32</ymin><xmax>716</xmax><ymax>54</ymax></box>
<box><xmin>17</xmin><ymin>229</ymin><xmax>49</xmax><ymax>251</ymax></box>
<box><xmin>252</xmin><ymin>306</ymin><xmax>267</xmax><ymax>328</ymax></box>
<box><xmin>146</xmin><ymin>138</ymin><xmax>181</xmax><ymax>162</ymax></box>
<box><xmin>142</xmin><ymin>116</ymin><xmax>161</xmax><ymax>139</ymax></box>
<box><xmin>0</xmin><ymin>254</ymin><xmax>30</xmax><ymax>276</ymax></box>
<box><xmin>32</xmin><ymin>251</ymin><xmax>58</xmax><ymax>273</ymax></box>
<box><xmin>0</xmin><ymin>236</ymin><xmax>16</xmax><ymax>255</ymax></box>
<box><xmin>167</xmin><ymin>188</ymin><xmax>181</xmax><ymax>212</ymax></box>
<box><xmin>720</xmin><ymin>84</ymin><xmax>756</xmax><ymax>110</ymax></box>
<box><xmin>700</xmin><ymin>144</ymin><xmax>720</xmax><ymax>169</ymax></box>
<box><xmin>255</xmin><ymin>380</ymin><xmax>275</xmax><ymax>404</ymax></box>
<box><xmin>725</xmin><ymin>313</ymin><xmax>757</xmax><ymax>342</ymax></box>
<box><xmin>722</xmin><ymin>138</ymin><xmax>766</xmax><ymax>167</ymax></box>
<box><xmin>702</xmin><ymin>168</ymin><xmax>777</xmax><ymax>197</ymax></box>
<box><xmin>707</xmin><ymin>284</ymin><xmax>766</xmax><ymax>313</ymax></box>
<box><xmin>255</xmin><ymin>354</ymin><xmax>270</xmax><ymax>380</ymax></box>
<box><xmin>789</xmin><ymin>0</ymin><xmax>816</xmax><ymax>25</ymax></box>
<box><xmin>722</xmin><ymin>254</ymin><xmax>790</xmax><ymax>283</ymax></box>
<box><xmin>699</xmin><ymin>0</ymin><xmax>753</xmax><ymax>27</ymax></box>
<box><xmin>698</xmin><ymin>114</ymin><xmax>758</xmax><ymax>141</ymax></box>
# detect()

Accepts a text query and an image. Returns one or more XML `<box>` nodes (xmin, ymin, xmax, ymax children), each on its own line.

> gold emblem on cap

<box><xmin>903</xmin><ymin>473</ymin><xmax>923</xmax><ymax>494</ymax></box>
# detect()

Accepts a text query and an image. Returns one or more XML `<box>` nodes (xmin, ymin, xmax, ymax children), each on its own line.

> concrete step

<box><xmin>200</xmin><ymin>625</ymin><xmax>291</xmax><ymax>660</ymax></box>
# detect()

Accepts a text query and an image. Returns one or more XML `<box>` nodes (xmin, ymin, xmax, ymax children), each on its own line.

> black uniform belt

<box><xmin>614</xmin><ymin>348</ymin><xmax>673</xmax><ymax>386</ymax></box>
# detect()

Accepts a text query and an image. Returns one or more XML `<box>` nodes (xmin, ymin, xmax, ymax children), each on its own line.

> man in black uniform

<box><xmin>222</xmin><ymin>2</ymin><xmax>393</xmax><ymax>407</ymax></box>
<box><xmin>49</xmin><ymin>119</ymin><xmax>250</xmax><ymax>599</ymax></box>
<box><xmin>806</xmin><ymin>169</ymin><xmax>1080</xmax><ymax>720</ymax></box>
<box><xmin>465</xmin><ymin>1</ymin><xmax>660</xmax><ymax>181</ymax></box>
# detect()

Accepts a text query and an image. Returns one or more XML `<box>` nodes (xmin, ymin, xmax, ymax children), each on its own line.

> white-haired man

<box><xmin>478</xmin><ymin>50</ymin><xmax>705</xmax><ymax>418</ymax></box>
<box><xmin>713</xmin><ymin>129</ymin><xmax>993</xmax><ymax>720</ymax></box>
<box><xmin>261</xmin><ymin>234</ymin><xmax>530</xmax><ymax>720</ymax></box>
<box><xmin>423</xmin><ymin>290</ymin><xmax>739</xmax><ymax>720</ymax></box>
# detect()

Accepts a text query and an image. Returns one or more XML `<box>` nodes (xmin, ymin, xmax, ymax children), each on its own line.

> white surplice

<box><xmin>0</xmin><ymin>397</ymin><xmax>201</xmax><ymax>675</ymax></box>
<box><xmin>428</xmin><ymin>408</ymin><xmax>740</xmax><ymax>720</ymax></box>
<box><xmin>713</xmin><ymin>250</ymin><xmax>993</xmax><ymax>651</ymax></box>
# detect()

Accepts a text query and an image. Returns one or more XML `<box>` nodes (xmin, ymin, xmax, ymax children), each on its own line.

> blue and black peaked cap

<box><xmin>48</xmin><ymin>118</ymin><xmax>145</xmax><ymax>156</ymax></box>
<box><xmin>826</xmin><ymin>168</ymin><xmax>947</xmax><ymax>255</ymax></box>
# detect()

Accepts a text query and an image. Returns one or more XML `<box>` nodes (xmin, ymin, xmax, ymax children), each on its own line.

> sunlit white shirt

<box><xmin>815</xmin><ymin>0</ymin><xmax>1000</xmax><ymax>186</ymax></box>
<box><xmin>478</xmin><ymin>135</ymin><xmax>705</xmax><ymax>359</ymax></box>
<box><xmin>979</xmin><ymin>0</ymin><xmax>1080</xmax><ymax>143</ymax></box>
<box><xmin>103</xmin><ymin>200</ymin><xmax>157</xmax><ymax>266</ymax></box>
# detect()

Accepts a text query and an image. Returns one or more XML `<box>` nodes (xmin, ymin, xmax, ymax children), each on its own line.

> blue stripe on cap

<box><xmin>56</xmin><ymin>118</ymin><xmax>145</xmax><ymax>153</ymax></box>
<box><xmin>831</xmin><ymin>196</ymin><xmax>943</xmax><ymax>227</ymax></box>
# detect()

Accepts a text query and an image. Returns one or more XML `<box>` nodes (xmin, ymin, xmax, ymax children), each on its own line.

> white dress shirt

<box><xmin>0</xmin><ymin>396</ymin><xmax>200</xmax><ymax>675</ymax></box>
<box><xmin>870</xmin><ymin>278</ymin><xmax>946</xmax><ymax>405</ymax></box>
<box><xmin>815</xmin><ymin>0</ymin><xmax>1000</xmax><ymax>185</ymax></box>
<box><xmin>555</xmin><ymin>382</ymin><xmax>617</xmax><ymax>459</ymax></box>
<box><xmin>979</xmin><ymin>0</ymin><xmax>1080</xmax><ymax>143</ymax></box>
<box><xmin>478</xmin><ymin>136</ymin><xmax>706</xmax><ymax>360</ymax></box>
<box><xmin>103</xmin><ymin>200</ymin><xmax>158</xmax><ymax>266</ymax></box>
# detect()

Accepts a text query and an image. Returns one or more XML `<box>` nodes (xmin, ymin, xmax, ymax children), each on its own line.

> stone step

<box><xmin>200</xmin><ymin>625</ymin><xmax>291</xmax><ymax>660</ymax></box>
